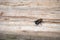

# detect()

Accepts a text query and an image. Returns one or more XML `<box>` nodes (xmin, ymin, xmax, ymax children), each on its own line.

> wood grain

<box><xmin>0</xmin><ymin>0</ymin><xmax>60</xmax><ymax>38</ymax></box>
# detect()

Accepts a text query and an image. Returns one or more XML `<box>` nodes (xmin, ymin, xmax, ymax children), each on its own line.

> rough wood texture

<box><xmin>0</xmin><ymin>0</ymin><xmax>60</xmax><ymax>40</ymax></box>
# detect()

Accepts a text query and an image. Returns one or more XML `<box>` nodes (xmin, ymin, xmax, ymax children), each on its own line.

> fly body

<box><xmin>35</xmin><ymin>19</ymin><xmax>43</xmax><ymax>25</ymax></box>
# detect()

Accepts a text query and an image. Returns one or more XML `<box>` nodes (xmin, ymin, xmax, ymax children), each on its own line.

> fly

<box><xmin>34</xmin><ymin>19</ymin><xmax>43</xmax><ymax>25</ymax></box>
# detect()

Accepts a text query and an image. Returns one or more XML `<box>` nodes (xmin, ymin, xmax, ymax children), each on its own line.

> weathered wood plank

<box><xmin>0</xmin><ymin>0</ymin><xmax>60</xmax><ymax>39</ymax></box>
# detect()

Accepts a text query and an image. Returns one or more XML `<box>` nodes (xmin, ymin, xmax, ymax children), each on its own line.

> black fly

<box><xmin>34</xmin><ymin>19</ymin><xmax>43</xmax><ymax>25</ymax></box>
